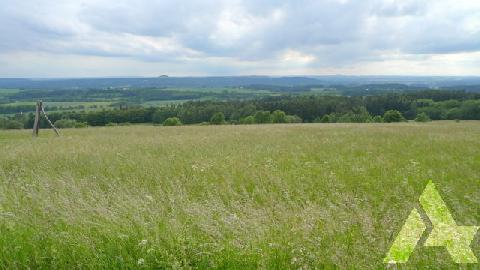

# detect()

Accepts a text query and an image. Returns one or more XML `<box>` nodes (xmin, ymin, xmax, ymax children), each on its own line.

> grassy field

<box><xmin>0</xmin><ymin>122</ymin><xmax>479</xmax><ymax>269</ymax></box>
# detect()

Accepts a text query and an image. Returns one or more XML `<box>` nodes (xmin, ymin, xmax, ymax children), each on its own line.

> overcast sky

<box><xmin>0</xmin><ymin>0</ymin><xmax>479</xmax><ymax>77</ymax></box>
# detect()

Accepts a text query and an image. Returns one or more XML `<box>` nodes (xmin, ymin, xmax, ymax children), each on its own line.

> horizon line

<box><xmin>1</xmin><ymin>74</ymin><xmax>480</xmax><ymax>80</ymax></box>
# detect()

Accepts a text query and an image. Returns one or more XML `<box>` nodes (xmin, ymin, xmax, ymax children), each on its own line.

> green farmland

<box><xmin>0</xmin><ymin>122</ymin><xmax>479</xmax><ymax>269</ymax></box>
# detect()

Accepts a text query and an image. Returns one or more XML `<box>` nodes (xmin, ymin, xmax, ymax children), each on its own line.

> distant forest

<box><xmin>2</xmin><ymin>89</ymin><xmax>478</xmax><ymax>129</ymax></box>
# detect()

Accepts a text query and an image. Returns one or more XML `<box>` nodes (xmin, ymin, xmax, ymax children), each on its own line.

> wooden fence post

<box><xmin>32</xmin><ymin>100</ymin><xmax>60</xmax><ymax>137</ymax></box>
<box><xmin>32</xmin><ymin>101</ymin><xmax>41</xmax><ymax>137</ymax></box>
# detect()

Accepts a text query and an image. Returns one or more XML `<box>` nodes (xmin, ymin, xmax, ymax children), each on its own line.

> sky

<box><xmin>0</xmin><ymin>0</ymin><xmax>479</xmax><ymax>77</ymax></box>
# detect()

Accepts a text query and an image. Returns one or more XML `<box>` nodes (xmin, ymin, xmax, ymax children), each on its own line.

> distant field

<box><xmin>3</xmin><ymin>101</ymin><xmax>112</xmax><ymax>107</ymax></box>
<box><xmin>141</xmin><ymin>99</ymin><xmax>192</xmax><ymax>107</ymax></box>
<box><xmin>163</xmin><ymin>87</ymin><xmax>272</xmax><ymax>94</ymax></box>
<box><xmin>0</xmin><ymin>122</ymin><xmax>479</xmax><ymax>269</ymax></box>
<box><xmin>0</xmin><ymin>87</ymin><xmax>275</xmax><ymax>112</ymax></box>
<box><xmin>0</xmin><ymin>88</ymin><xmax>21</xmax><ymax>95</ymax></box>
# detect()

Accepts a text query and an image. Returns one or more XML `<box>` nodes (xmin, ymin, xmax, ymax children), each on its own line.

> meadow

<box><xmin>0</xmin><ymin>122</ymin><xmax>479</xmax><ymax>269</ymax></box>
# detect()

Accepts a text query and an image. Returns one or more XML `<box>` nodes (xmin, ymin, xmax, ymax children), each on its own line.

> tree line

<box><xmin>1</xmin><ymin>90</ymin><xmax>479</xmax><ymax>129</ymax></box>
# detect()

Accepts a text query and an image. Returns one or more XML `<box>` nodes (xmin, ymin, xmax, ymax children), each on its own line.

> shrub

<box><xmin>254</xmin><ymin>111</ymin><xmax>272</xmax><ymax>124</ymax></box>
<box><xmin>272</xmin><ymin>110</ymin><xmax>287</xmax><ymax>123</ymax></box>
<box><xmin>106</xmin><ymin>122</ymin><xmax>118</xmax><ymax>127</ymax></box>
<box><xmin>383</xmin><ymin>110</ymin><xmax>406</xmax><ymax>123</ymax></box>
<box><xmin>0</xmin><ymin>118</ymin><xmax>24</xmax><ymax>129</ymax></box>
<box><xmin>210</xmin><ymin>112</ymin><xmax>225</xmax><ymax>125</ymax></box>
<box><xmin>414</xmin><ymin>112</ymin><xmax>431</xmax><ymax>122</ymax></box>
<box><xmin>54</xmin><ymin>119</ymin><xmax>86</xmax><ymax>129</ymax></box>
<box><xmin>240</xmin><ymin>115</ymin><xmax>255</xmax><ymax>124</ymax></box>
<box><xmin>163</xmin><ymin>117</ymin><xmax>182</xmax><ymax>126</ymax></box>
<box><xmin>372</xmin><ymin>115</ymin><xmax>384</xmax><ymax>123</ymax></box>
<box><xmin>74</xmin><ymin>122</ymin><xmax>88</xmax><ymax>128</ymax></box>
<box><xmin>285</xmin><ymin>115</ymin><xmax>302</xmax><ymax>123</ymax></box>
<box><xmin>315</xmin><ymin>115</ymin><xmax>331</xmax><ymax>123</ymax></box>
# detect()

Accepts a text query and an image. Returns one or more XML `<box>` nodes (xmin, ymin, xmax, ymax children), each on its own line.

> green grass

<box><xmin>0</xmin><ymin>122</ymin><xmax>479</xmax><ymax>269</ymax></box>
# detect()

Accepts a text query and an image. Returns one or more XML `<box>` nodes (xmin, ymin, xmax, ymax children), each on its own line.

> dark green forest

<box><xmin>2</xmin><ymin>89</ymin><xmax>479</xmax><ymax>129</ymax></box>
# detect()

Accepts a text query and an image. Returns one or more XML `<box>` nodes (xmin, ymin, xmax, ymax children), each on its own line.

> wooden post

<box><xmin>32</xmin><ymin>101</ymin><xmax>41</xmax><ymax>137</ymax></box>
<box><xmin>32</xmin><ymin>100</ymin><xmax>60</xmax><ymax>137</ymax></box>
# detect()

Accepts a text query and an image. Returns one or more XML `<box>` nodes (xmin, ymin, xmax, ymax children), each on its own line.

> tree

<box><xmin>383</xmin><ymin>110</ymin><xmax>405</xmax><ymax>123</ymax></box>
<box><xmin>152</xmin><ymin>108</ymin><xmax>177</xmax><ymax>124</ymax></box>
<box><xmin>163</xmin><ymin>117</ymin><xmax>182</xmax><ymax>126</ymax></box>
<box><xmin>272</xmin><ymin>110</ymin><xmax>287</xmax><ymax>123</ymax></box>
<box><xmin>254</xmin><ymin>111</ymin><xmax>272</xmax><ymax>124</ymax></box>
<box><xmin>414</xmin><ymin>112</ymin><xmax>431</xmax><ymax>122</ymax></box>
<box><xmin>240</xmin><ymin>115</ymin><xmax>255</xmax><ymax>124</ymax></box>
<box><xmin>350</xmin><ymin>106</ymin><xmax>372</xmax><ymax>123</ymax></box>
<box><xmin>210</xmin><ymin>112</ymin><xmax>225</xmax><ymax>125</ymax></box>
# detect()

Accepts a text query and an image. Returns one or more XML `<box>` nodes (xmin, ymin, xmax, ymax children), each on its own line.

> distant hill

<box><xmin>0</xmin><ymin>76</ymin><xmax>321</xmax><ymax>90</ymax></box>
<box><xmin>0</xmin><ymin>76</ymin><xmax>479</xmax><ymax>90</ymax></box>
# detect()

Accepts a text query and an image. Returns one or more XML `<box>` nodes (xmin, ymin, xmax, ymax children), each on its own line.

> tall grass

<box><xmin>0</xmin><ymin>122</ymin><xmax>479</xmax><ymax>269</ymax></box>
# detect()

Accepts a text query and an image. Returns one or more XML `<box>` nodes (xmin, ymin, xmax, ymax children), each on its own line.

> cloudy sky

<box><xmin>0</xmin><ymin>0</ymin><xmax>479</xmax><ymax>77</ymax></box>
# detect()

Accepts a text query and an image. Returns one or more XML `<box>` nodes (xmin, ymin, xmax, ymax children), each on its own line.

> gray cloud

<box><xmin>0</xmin><ymin>0</ymin><xmax>479</xmax><ymax>76</ymax></box>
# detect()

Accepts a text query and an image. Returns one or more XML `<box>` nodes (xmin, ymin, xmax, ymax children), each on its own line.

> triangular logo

<box><xmin>384</xmin><ymin>181</ymin><xmax>479</xmax><ymax>264</ymax></box>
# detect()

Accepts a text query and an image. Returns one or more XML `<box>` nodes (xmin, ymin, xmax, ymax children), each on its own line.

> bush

<box><xmin>54</xmin><ymin>119</ymin><xmax>74</xmax><ymax>128</ymax></box>
<box><xmin>106</xmin><ymin>122</ymin><xmax>118</xmax><ymax>127</ymax></box>
<box><xmin>74</xmin><ymin>122</ymin><xmax>88</xmax><ymax>128</ymax></box>
<box><xmin>0</xmin><ymin>118</ymin><xmax>24</xmax><ymax>129</ymax></box>
<box><xmin>240</xmin><ymin>115</ymin><xmax>255</xmax><ymax>124</ymax></box>
<box><xmin>272</xmin><ymin>110</ymin><xmax>287</xmax><ymax>123</ymax></box>
<box><xmin>315</xmin><ymin>115</ymin><xmax>331</xmax><ymax>123</ymax></box>
<box><xmin>163</xmin><ymin>117</ymin><xmax>182</xmax><ymax>126</ymax></box>
<box><xmin>285</xmin><ymin>115</ymin><xmax>302</xmax><ymax>123</ymax></box>
<box><xmin>383</xmin><ymin>110</ymin><xmax>406</xmax><ymax>123</ymax></box>
<box><xmin>210</xmin><ymin>112</ymin><xmax>225</xmax><ymax>125</ymax></box>
<box><xmin>54</xmin><ymin>119</ymin><xmax>87</xmax><ymax>129</ymax></box>
<box><xmin>414</xmin><ymin>112</ymin><xmax>431</xmax><ymax>122</ymax></box>
<box><xmin>372</xmin><ymin>115</ymin><xmax>384</xmax><ymax>123</ymax></box>
<box><xmin>254</xmin><ymin>111</ymin><xmax>272</xmax><ymax>124</ymax></box>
